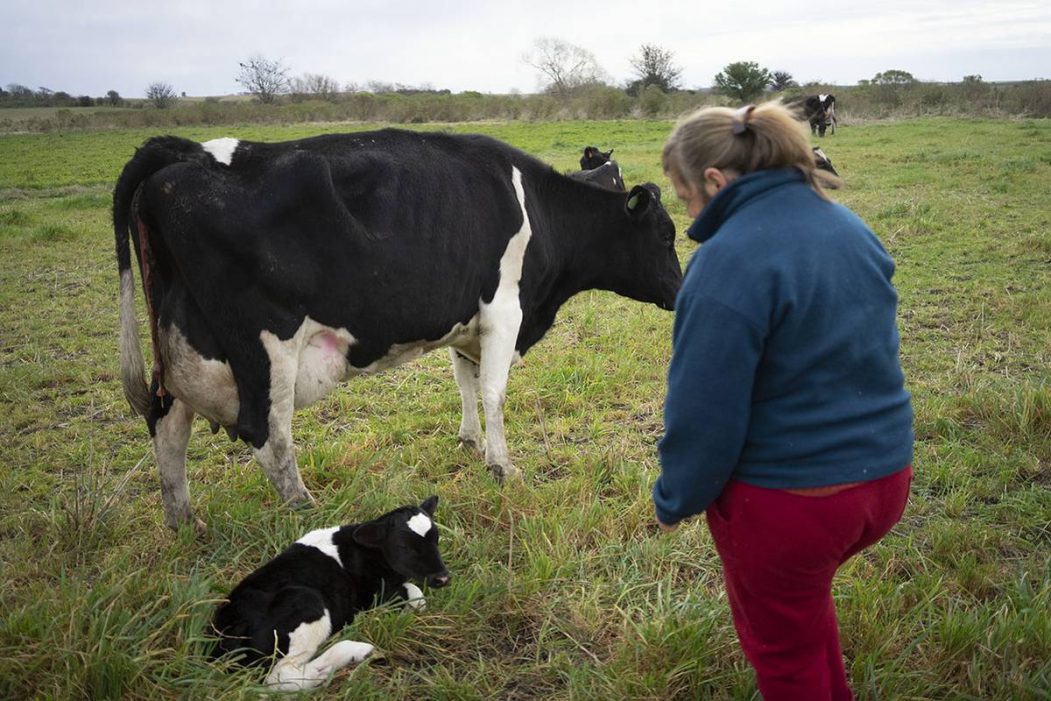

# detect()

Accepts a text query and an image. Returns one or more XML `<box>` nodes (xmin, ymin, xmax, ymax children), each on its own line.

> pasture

<box><xmin>1</xmin><ymin>118</ymin><xmax>1049</xmax><ymax>699</ymax></box>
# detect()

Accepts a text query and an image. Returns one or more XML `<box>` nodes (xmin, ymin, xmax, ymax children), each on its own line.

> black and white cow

<box><xmin>567</xmin><ymin>161</ymin><xmax>626</xmax><ymax>191</ymax></box>
<box><xmin>812</xmin><ymin>146</ymin><xmax>839</xmax><ymax>179</ymax></box>
<box><xmin>579</xmin><ymin>145</ymin><xmax>614</xmax><ymax>171</ymax></box>
<box><xmin>791</xmin><ymin>94</ymin><xmax>837</xmax><ymax>136</ymax></box>
<box><xmin>113</xmin><ymin>128</ymin><xmax>682</xmax><ymax>531</ymax></box>
<box><xmin>211</xmin><ymin>496</ymin><xmax>449</xmax><ymax>691</ymax></box>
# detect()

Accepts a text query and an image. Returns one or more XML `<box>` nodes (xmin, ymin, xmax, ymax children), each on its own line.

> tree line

<box><xmin>0</xmin><ymin>40</ymin><xmax>827</xmax><ymax>108</ymax></box>
<box><xmin>3</xmin><ymin>38</ymin><xmax>1048</xmax><ymax>124</ymax></box>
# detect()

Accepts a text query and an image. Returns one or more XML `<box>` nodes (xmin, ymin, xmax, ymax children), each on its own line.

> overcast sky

<box><xmin>4</xmin><ymin>0</ymin><xmax>1049</xmax><ymax>98</ymax></box>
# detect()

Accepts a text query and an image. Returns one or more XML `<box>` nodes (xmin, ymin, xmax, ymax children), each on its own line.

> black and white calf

<box><xmin>567</xmin><ymin>160</ymin><xmax>626</xmax><ymax>191</ymax></box>
<box><xmin>211</xmin><ymin>497</ymin><xmax>449</xmax><ymax>691</ymax></box>
<box><xmin>579</xmin><ymin>145</ymin><xmax>614</xmax><ymax>170</ymax></box>
<box><xmin>113</xmin><ymin>128</ymin><xmax>682</xmax><ymax>531</ymax></box>
<box><xmin>812</xmin><ymin>146</ymin><xmax>840</xmax><ymax>180</ymax></box>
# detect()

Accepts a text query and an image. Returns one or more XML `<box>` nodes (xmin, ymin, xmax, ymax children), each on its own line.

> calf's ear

<box><xmin>352</xmin><ymin>522</ymin><xmax>386</xmax><ymax>548</ymax></box>
<box><xmin>420</xmin><ymin>495</ymin><xmax>439</xmax><ymax>516</ymax></box>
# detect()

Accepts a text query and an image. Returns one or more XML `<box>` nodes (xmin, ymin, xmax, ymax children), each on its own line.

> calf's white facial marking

<box><xmin>201</xmin><ymin>137</ymin><xmax>239</xmax><ymax>165</ymax></box>
<box><xmin>407</xmin><ymin>512</ymin><xmax>433</xmax><ymax>537</ymax></box>
<box><xmin>297</xmin><ymin>527</ymin><xmax>343</xmax><ymax>568</ymax></box>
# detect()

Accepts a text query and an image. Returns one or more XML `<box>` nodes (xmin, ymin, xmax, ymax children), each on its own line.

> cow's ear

<box><xmin>420</xmin><ymin>495</ymin><xmax>439</xmax><ymax>516</ymax></box>
<box><xmin>352</xmin><ymin>522</ymin><xmax>386</xmax><ymax>549</ymax></box>
<box><xmin>583</xmin><ymin>147</ymin><xmax>594</xmax><ymax>158</ymax></box>
<box><xmin>625</xmin><ymin>185</ymin><xmax>653</xmax><ymax>216</ymax></box>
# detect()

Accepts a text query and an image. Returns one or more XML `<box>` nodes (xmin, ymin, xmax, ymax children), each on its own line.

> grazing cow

<box><xmin>567</xmin><ymin>161</ymin><xmax>626</xmax><ymax>191</ymax></box>
<box><xmin>790</xmin><ymin>94</ymin><xmax>837</xmax><ymax>136</ymax></box>
<box><xmin>211</xmin><ymin>496</ymin><xmax>449</xmax><ymax>691</ymax></box>
<box><xmin>113</xmin><ymin>128</ymin><xmax>682</xmax><ymax>531</ymax></box>
<box><xmin>812</xmin><ymin>146</ymin><xmax>840</xmax><ymax>180</ymax></box>
<box><xmin>579</xmin><ymin>145</ymin><xmax>614</xmax><ymax>171</ymax></box>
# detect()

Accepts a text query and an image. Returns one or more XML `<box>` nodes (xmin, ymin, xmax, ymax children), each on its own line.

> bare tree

<box><xmin>235</xmin><ymin>54</ymin><xmax>289</xmax><ymax>103</ymax></box>
<box><xmin>523</xmin><ymin>37</ymin><xmax>606</xmax><ymax>97</ymax></box>
<box><xmin>627</xmin><ymin>44</ymin><xmax>682</xmax><ymax>95</ymax></box>
<box><xmin>290</xmin><ymin>73</ymin><xmax>341</xmax><ymax>102</ymax></box>
<box><xmin>145</xmin><ymin>82</ymin><xmax>177</xmax><ymax>109</ymax></box>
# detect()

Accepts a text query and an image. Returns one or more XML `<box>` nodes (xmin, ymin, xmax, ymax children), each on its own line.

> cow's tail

<box><xmin>113</xmin><ymin>136</ymin><xmax>209</xmax><ymax>416</ymax></box>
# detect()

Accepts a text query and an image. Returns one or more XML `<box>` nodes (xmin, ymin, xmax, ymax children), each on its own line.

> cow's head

<box><xmin>580</xmin><ymin>146</ymin><xmax>614</xmax><ymax>171</ymax></box>
<box><xmin>352</xmin><ymin>496</ymin><xmax>450</xmax><ymax>588</ymax></box>
<box><xmin>812</xmin><ymin>147</ymin><xmax>838</xmax><ymax>176</ymax></box>
<box><xmin>609</xmin><ymin>183</ymin><xmax>682</xmax><ymax>311</ymax></box>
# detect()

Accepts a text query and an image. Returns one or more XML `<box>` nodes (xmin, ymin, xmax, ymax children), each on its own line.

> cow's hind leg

<box><xmin>450</xmin><ymin>349</ymin><xmax>484</xmax><ymax>454</ymax></box>
<box><xmin>255</xmin><ymin>331</ymin><xmax>313</xmax><ymax>507</ymax></box>
<box><xmin>152</xmin><ymin>398</ymin><xmax>206</xmax><ymax>534</ymax></box>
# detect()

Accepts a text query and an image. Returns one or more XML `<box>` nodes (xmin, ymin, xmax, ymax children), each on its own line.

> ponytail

<box><xmin>662</xmin><ymin>100</ymin><xmax>839</xmax><ymax>200</ymax></box>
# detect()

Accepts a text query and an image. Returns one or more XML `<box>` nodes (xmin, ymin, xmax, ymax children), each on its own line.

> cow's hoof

<box><xmin>488</xmin><ymin>463</ymin><xmax>520</xmax><ymax>483</ymax></box>
<box><xmin>288</xmin><ymin>491</ymin><xmax>317</xmax><ymax>509</ymax></box>
<box><xmin>459</xmin><ymin>436</ymin><xmax>485</xmax><ymax>455</ymax></box>
<box><xmin>166</xmin><ymin>513</ymin><xmax>208</xmax><ymax>537</ymax></box>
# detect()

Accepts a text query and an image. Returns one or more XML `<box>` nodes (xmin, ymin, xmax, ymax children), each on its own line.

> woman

<box><xmin>654</xmin><ymin>101</ymin><xmax>913</xmax><ymax>701</ymax></box>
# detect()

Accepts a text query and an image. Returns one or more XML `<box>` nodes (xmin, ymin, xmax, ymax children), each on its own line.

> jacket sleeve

<box><xmin>653</xmin><ymin>290</ymin><xmax>764</xmax><ymax>525</ymax></box>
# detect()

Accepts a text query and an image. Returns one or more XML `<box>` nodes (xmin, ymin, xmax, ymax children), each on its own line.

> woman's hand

<box><xmin>657</xmin><ymin>519</ymin><xmax>680</xmax><ymax>533</ymax></box>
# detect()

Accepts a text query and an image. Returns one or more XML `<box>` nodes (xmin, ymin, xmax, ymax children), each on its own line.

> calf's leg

<box><xmin>263</xmin><ymin>596</ymin><xmax>372</xmax><ymax>691</ymax></box>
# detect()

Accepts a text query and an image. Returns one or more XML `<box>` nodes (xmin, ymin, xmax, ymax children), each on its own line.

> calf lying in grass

<box><xmin>210</xmin><ymin>496</ymin><xmax>450</xmax><ymax>691</ymax></box>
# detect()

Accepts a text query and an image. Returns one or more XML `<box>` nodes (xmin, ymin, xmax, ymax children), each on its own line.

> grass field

<box><xmin>1</xmin><ymin>118</ymin><xmax>1049</xmax><ymax>700</ymax></box>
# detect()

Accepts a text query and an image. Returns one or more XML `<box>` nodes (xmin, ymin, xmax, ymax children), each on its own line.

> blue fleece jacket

<box><xmin>653</xmin><ymin>168</ymin><xmax>913</xmax><ymax>526</ymax></box>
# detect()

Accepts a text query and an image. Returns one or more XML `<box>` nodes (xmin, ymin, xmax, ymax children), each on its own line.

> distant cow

<box><xmin>211</xmin><ymin>496</ymin><xmax>449</xmax><ymax>691</ymax></box>
<box><xmin>580</xmin><ymin>146</ymin><xmax>614</xmax><ymax>170</ymax></box>
<box><xmin>114</xmin><ymin>128</ymin><xmax>682</xmax><ymax>531</ymax></box>
<box><xmin>568</xmin><ymin>161</ymin><xmax>626</xmax><ymax>191</ymax></box>
<box><xmin>791</xmin><ymin>94</ymin><xmax>837</xmax><ymax>136</ymax></box>
<box><xmin>812</xmin><ymin>146</ymin><xmax>839</xmax><ymax>177</ymax></box>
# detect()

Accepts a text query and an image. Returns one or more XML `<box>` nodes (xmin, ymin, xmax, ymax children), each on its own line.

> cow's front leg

<box><xmin>152</xmin><ymin>398</ymin><xmax>206</xmax><ymax>534</ymax></box>
<box><xmin>449</xmin><ymin>349</ymin><xmax>484</xmax><ymax>454</ymax></box>
<box><xmin>255</xmin><ymin>331</ymin><xmax>313</xmax><ymax>507</ymax></box>
<box><xmin>477</xmin><ymin>308</ymin><xmax>522</xmax><ymax>482</ymax></box>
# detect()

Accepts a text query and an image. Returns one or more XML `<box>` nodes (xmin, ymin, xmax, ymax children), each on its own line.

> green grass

<box><xmin>1</xmin><ymin>118</ymin><xmax>1050</xmax><ymax>699</ymax></box>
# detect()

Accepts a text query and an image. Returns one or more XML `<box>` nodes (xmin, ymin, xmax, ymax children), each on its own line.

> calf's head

<box><xmin>580</xmin><ymin>146</ymin><xmax>614</xmax><ymax>171</ymax></box>
<box><xmin>352</xmin><ymin>496</ymin><xmax>450</xmax><ymax>588</ymax></box>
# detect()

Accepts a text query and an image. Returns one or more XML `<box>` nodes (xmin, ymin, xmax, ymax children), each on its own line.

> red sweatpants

<box><xmin>705</xmin><ymin>467</ymin><xmax>912</xmax><ymax>701</ymax></box>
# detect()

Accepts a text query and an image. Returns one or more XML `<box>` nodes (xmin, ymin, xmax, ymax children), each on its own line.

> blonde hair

<box><xmin>662</xmin><ymin>100</ymin><xmax>838</xmax><ymax>200</ymax></box>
